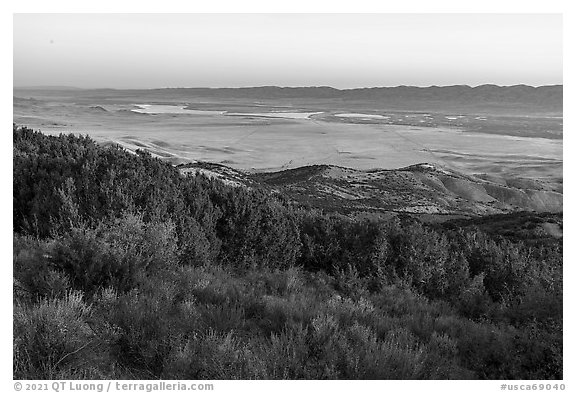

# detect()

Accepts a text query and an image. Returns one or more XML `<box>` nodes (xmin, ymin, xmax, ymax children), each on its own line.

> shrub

<box><xmin>13</xmin><ymin>291</ymin><xmax>99</xmax><ymax>379</ymax></box>
<box><xmin>93</xmin><ymin>282</ymin><xmax>182</xmax><ymax>378</ymax></box>
<box><xmin>51</xmin><ymin>214</ymin><xmax>178</xmax><ymax>293</ymax></box>
<box><xmin>13</xmin><ymin>235</ymin><xmax>70</xmax><ymax>300</ymax></box>
<box><xmin>163</xmin><ymin>330</ymin><xmax>259</xmax><ymax>379</ymax></box>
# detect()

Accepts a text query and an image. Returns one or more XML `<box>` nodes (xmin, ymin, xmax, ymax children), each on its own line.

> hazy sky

<box><xmin>13</xmin><ymin>13</ymin><xmax>562</xmax><ymax>89</ymax></box>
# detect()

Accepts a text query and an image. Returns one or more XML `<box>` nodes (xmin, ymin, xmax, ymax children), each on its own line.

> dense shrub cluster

<box><xmin>13</xmin><ymin>126</ymin><xmax>562</xmax><ymax>379</ymax></box>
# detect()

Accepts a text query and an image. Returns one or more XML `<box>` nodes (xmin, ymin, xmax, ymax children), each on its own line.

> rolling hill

<box><xmin>178</xmin><ymin>161</ymin><xmax>563</xmax><ymax>218</ymax></box>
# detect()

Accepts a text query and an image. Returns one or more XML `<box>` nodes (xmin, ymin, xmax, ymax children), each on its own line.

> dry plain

<box><xmin>13</xmin><ymin>88</ymin><xmax>562</xmax><ymax>189</ymax></box>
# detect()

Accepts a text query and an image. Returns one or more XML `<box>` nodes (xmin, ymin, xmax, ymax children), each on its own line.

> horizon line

<box><xmin>13</xmin><ymin>83</ymin><xmax>564</xmax><ymax>91</ymax></box>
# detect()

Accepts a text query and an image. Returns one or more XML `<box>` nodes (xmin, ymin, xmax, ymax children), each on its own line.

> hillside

<box><xmin>178</xmin><ymin>162</ymin><xmax>563</xmax><ymax>217</ymax></box>
<box><xmin>13</xmin><ymin>126</ymin><xmax>563</xmax><ymax>380</ymax></box>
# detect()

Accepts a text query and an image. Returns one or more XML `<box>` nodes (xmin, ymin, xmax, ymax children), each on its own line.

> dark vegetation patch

<box><xmin>13</xmin><ymin>125</ymin><xmax>562</xmax><ymax>380</ymax></box>
<box><xmin>441</xmin><ymin>212</ymin><xmax>563</xmax><ymax>245</ymax></box>
<box><xmin>251</xmin><ymin>165</ymin><xmax>328</xmax><ymax>186</ymax></box>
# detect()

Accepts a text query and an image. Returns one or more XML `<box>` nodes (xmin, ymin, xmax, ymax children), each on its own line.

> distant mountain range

<box><xmin>14</xmin><ymin>85</ymin><xmax>84</xmax><ymax>91</ymax></box>
<box><xmin>154</xmin><ymin>84</ymin><xmax>562</xmax><ymax>101</ymax></box>
<box><xmin>166</xmin><ymin>85</ymin><xmax>562</xmax><ymax>113</ymax></box>
<box><xmin>16</xmin><ymin>84</ymin><xmax>559</xmax><ymax>114</ymax></box>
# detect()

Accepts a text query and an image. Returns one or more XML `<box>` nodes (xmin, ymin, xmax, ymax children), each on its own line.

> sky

<box><xmin>13</xmin><ymin>13</ymin><xmax>563</xmax><ymax>89</ymax></box>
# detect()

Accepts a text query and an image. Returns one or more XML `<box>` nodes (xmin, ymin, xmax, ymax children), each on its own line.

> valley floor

<box><xmin>14</xmin><ymin>90</ymin><xmax>563</xmax><ymax>186</ymax></box>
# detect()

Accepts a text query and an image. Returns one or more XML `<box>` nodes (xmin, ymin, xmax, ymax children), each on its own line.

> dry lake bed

<box><xmin>13</xmin><ymin>89</ymin><xmax>562</xmax><ymax>187</ymax></box>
